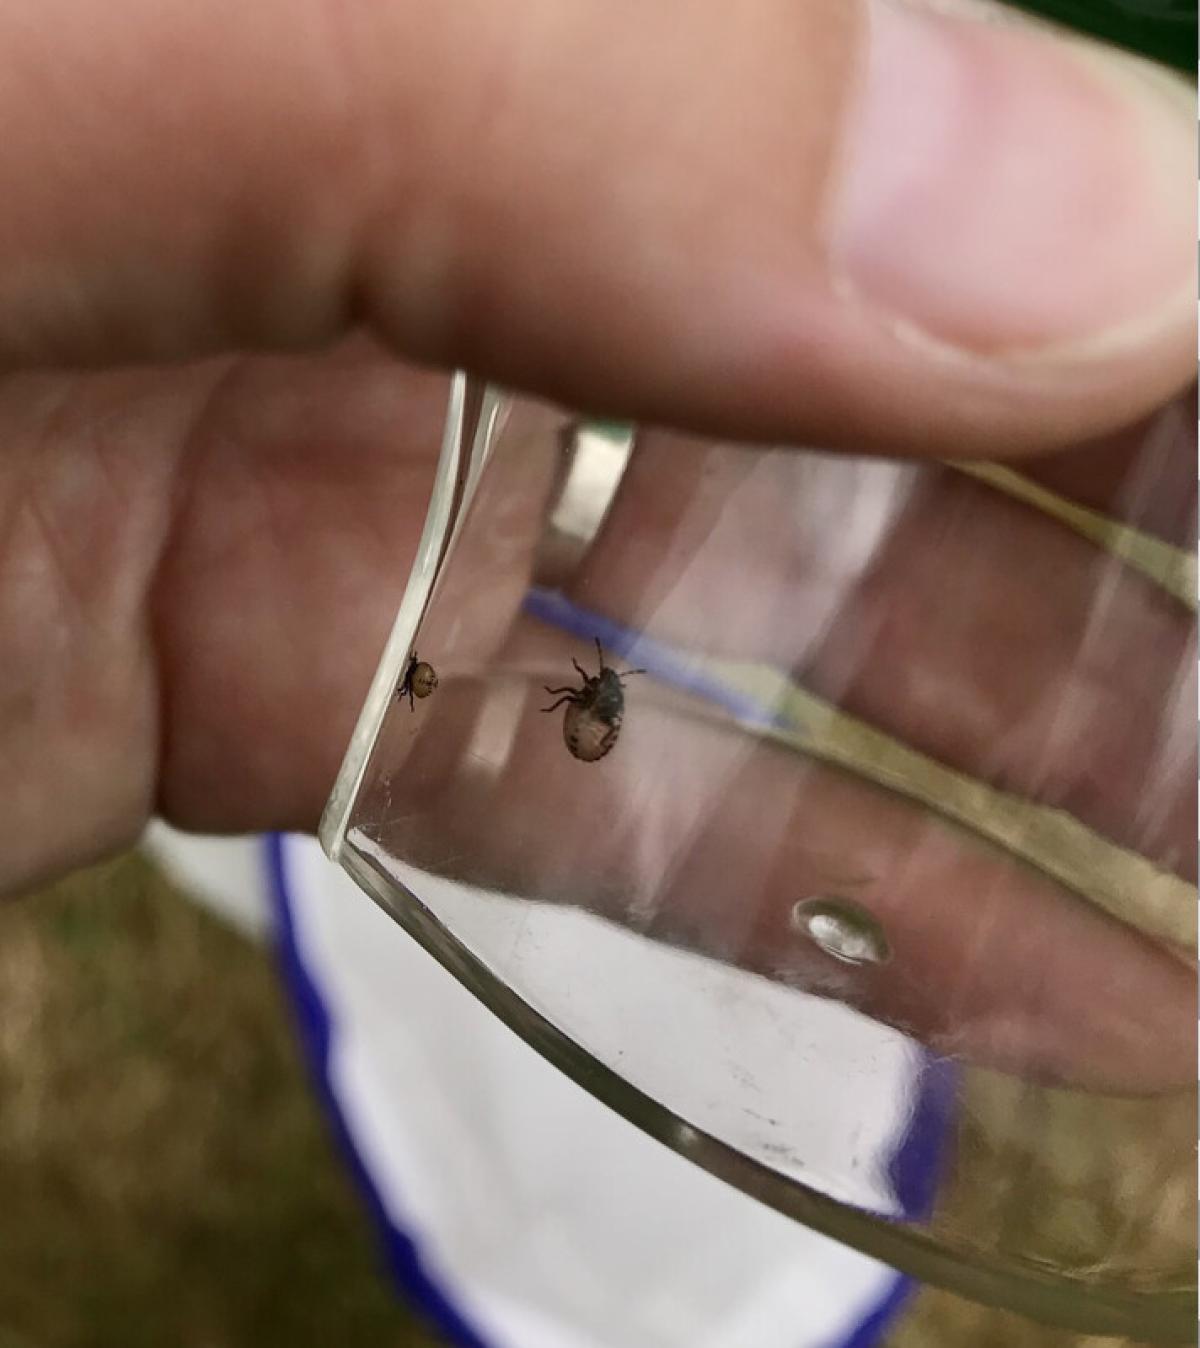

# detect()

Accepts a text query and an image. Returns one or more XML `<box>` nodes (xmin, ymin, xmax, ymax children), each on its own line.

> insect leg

<box><xmin>540</xmin><ymin>695</ymin><xmax>576</xmax><ymax>713</ymax></box>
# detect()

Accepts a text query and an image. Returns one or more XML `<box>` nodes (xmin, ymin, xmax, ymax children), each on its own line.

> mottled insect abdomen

<box><xmin>398</xmin><ymin>652</ymin><xmax>438</xmax><ymax>710</ymax></box>
<box><xmin>410</xmin><ymin>662</ymin><xmax>438</xmax><ymax>698</ymax></box>
<box><xmin>562</xmin><ymin>699</ymin><xmax>622</xmax><ymax>761</ymax></box>
<box><xmin>541</xmin><ymin>639</ymin><xmax>643</xmax><ymax>762</ymax></box>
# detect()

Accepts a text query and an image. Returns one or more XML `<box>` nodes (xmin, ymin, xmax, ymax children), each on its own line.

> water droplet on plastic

<box><xmin>791</xmin><ymin>896</ymin><xmax>891</xmax><ymax>966</ymax></box>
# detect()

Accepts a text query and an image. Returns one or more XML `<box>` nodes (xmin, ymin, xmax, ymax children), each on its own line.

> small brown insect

<box><xmin>541</xmin><ymin>639</ymin><xmax>644</xmax><ymax>761</ymax></box>
<box><xmin>399</xmin><ymin>652</ymin><xmax>438</xmax><ymax>710</ymax></box>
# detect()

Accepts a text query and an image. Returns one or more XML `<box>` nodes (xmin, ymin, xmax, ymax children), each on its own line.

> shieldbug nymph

<box><xmin>398</xmin><ymin>652</ymin><xmax>438</xmax><ymax>710</ymax></box>
<box><xmin>541</xmin><ymin>639</ymin><xmax>644</xmax><ymax>762</ymax></box>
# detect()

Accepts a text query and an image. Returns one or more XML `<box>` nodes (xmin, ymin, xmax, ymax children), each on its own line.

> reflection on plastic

<box><xmin>328</xmin><ymin>384</ymin><xmax>1198</xmax><ymax>1336</ymax></box>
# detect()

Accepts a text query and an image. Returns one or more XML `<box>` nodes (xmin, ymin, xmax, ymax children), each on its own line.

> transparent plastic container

<box><xmin>321</xmin><ymin>377</ymin><xmax>1197</xmax><ymax>1340</ymax></box>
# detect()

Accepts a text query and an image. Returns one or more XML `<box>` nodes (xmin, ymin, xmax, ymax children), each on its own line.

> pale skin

<box><xmin>0</xmin><ymin>1</ymin><xmax>1194</xmax><ymax>1089</ymax></box>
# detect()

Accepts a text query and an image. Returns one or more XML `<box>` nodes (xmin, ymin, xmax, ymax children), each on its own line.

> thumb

<box><xmin>1</xmin><ymin>0</ymin><xmax>1192</xmax><ymax>455</ymax></box>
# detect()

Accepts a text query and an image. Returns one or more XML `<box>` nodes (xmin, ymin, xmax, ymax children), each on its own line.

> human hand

<box><xmin>2</xmin><ymin>2</ymin><xmax>1193</xmax><ymax>1087</ymax></box>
